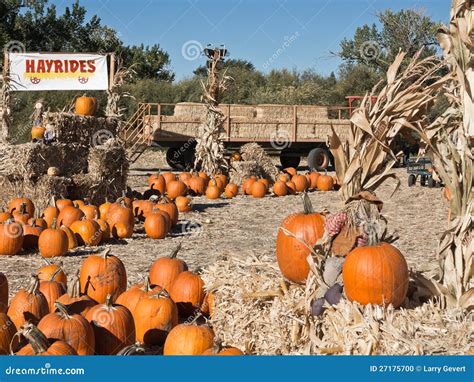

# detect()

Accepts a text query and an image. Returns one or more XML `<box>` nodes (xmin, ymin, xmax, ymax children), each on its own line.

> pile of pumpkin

<box><xmin>0</xmin><ymin>192</ymin><xmax>188</xmax><ymax>257</ymax></box>
<box><xmin>0</xmin><ymin>244</ymin><xmax>241</xmax><ymax>356</ymax></box>
<box><xmin>147</xmin><ymin>167</ymin><xmax>336</xmax><ymax>204</ymax></box>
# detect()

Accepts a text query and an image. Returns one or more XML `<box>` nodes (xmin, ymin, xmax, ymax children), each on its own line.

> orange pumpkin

<box><xmin>0</xmin><ymin>220</ymin><xmax>24</xmax><ymax>255</ymax></box>
<box><xmin>175</xmin><ymin>196</ymin><xmax>192</xmax><ymax>213</ymax></box>
<box><xmin>209</xmin><ymin>178</ymin><xmax>224</xmax><ymax>191</ymax></box>
<box><xmin>144</xmin><ymin>209</ymin><xmax>169</xmax><ymax>239</ymax></box>
<box><xmin>343</xmin><ymin>242</ymin><xmax>409</xmax><ymax>308</ymax></box>
<box><xmin>27</xmin><ymin>217</ymin><xmax>48</xmax><ymax>229</ymax></box>
<box><xmin>115</xmin><ymin>278</ymin><xmax>161</xmax><ymax>313</ymax></box>
<box><xmin>15</xmin><ymin>323</ymin><xmax>77</xmax><ymax>356</ymax></box>
<box><xmin>273</xmin><ymin>181</ymin><xmax>288</xmax><ymax>197</ymax></box>
<box><xmin>179</xmin><ymin>172</ymin><xmax>192</xmax><ymax>184</ymax></box>
<box><xmin>95</xmin><ymin>219</ymin><xmax>110</xmax><ymax>243</ymax></box>
<box><xmin>106</xmin><ymin>201</ymin><xmax>134</xmax><ymax>239</ymax></box>
<box><xmin>188</xmin><ymin>176</ymin><xmax>207</xmax><ymax>196</ymax></box>
<box><xmin>163</xmin><ymin>323</ymin><xmax>214</xmax><ymax>355</ymax></box>
<box><xmin>202</xmin><ymin>342</ymin><xmax>244</xmax><ymax>356</ymax></box>
<box><xmin>31</xmin><ymin>125</ymin><xmax>46</xmax><ymax>140</ymax></box>
<box><xmin>0</xmin><ymin>211</ymin><xmax>12</xmax><ymax>223</ymax></box>
<box><xmin>306</xmin><ymin>172</ymin><xmax>320</xmax><ymax>189</ymax></box>
<box><xmin>224</xmin><ymin>183</ymin><xmax>238</xmax><ymax>198</ymax></box>
<box><xmin>206</xmin><ymin>185</ymin><xmax>221</xmax><ymax>200</ymax></box>
<box><xmin>149</xmin><ymin>244</ymin><xmax>188</xmax><ymax>292</ymax></box>
<box><xmin>79</xmin><ymin>249</ymin><xmax>127</xmax><ymax>304</ymax></box>
<box><xmin>242</xmin><ymin>178</ymin><xmax>256</xmax><ymax>195</ymax></box>
<box><xmin>283</xmin><ymin>167</ymin><xmax>297</xmax><ymax>176</ymax></box>
<box><xmin>292</xmin><ymin>174</ymin><xmax>309</xmax><ymax>192</ymax></box>
<box><xmin>57</xmin><ymin>206</ymin><xmax>84</xmax><ymax>228</ymax></box>
<box><xmin>61</xmin><ymin>225</ymin><xmax>78</xmax><ymax>250</ymax></box>
<box><xmin>214</xmin><ymin>174</ymin><xmax>228</xmax><ymax>188</ymax></box>
<box><xmin>154</xmin><ymin>197</ymin><xmax>178</xmax><ymax>227</ymax></box>
<box><xmin>39</xmin><ymin>271</ymin><xmax>67</xmax><ymax>313</ymax></box>
<box><xmin>37</xmin><ymin>261</ymin><xmax>67</xmax><ymax>286</ymax></box>
<box><xmin>80</xmin><ymin>204</ymin><xmax>100</xmax><ymax>220</ymax></box>
<box><xmin>38</xmin><ymin>221</ymin><xmax>69</xmax><ymax>258</ymax></box>
<box><xmin>316</xmin><ymin>174</ymin><xmax>334</xmax><ymax>191</ymax></box>
<box><xmin>167</xmin><ymin>180</ymin><xmax>188</xmax><ymax>199</ymax></box>
<box><xmin>99</xmin><ymin>200</ymin><xmax>111</xmax><ymax>220</ymax></box>
<box><xmin>162</xmin><ymin>172</ymin><xmax>176</xmax><ymax>185</ymax></box>
<box><xmin>150</xmin><ymin>174</ymin><xmax>166</xmax><ymax>195</ymax></box>
<box><xmin>56</xmin><ymin>276</ymin><xmax>96</xmax><ymax>316</ymax></box>
<box><xmin>42</xmin><ymin>205</ymin><xmax>59</xmax><ymax>228</ymax></box>
<box><xmin>251</xmin><ymin>181</ymin><xmax>267</xmax><ymax>198</ymax></box>
<box><xmin>22</xmin><ymin>221</ymin><xmax>44</xmax><ymax>250</ymax></box>
<box><xmin>286</xmin><ymin>181</ymin><xmax>297</xmax><ymax>194</ymax></box>
<box><xmin>169</xmin><ymin>271</ymin><xmax>205</xmax><ymax>317</ymax></box>
<box><xmin>55</xmin><ymin>199</ymin><xmax>74</xmax><ymax>211</ymax></box>
<box><xmin>75</xmin><ymin>95</ymin><xmax>97</xmax><ymax>116</ymax></box>
<box><xmin>0</xmin><ymin>312</ymin><xmax>16</xmax><ymax>354</ymax></box>
<box><xmin>276</xmin><ymin>194</ymin><xmax>325</xmax><ymax>283</ymax></box>
<box><xmin>70</xmin><ymin>219</ymin><xmax>102</xmax><ymax>246</ymax></box>
<box><xmin>8</xmin><ymin>197</ymin><xmax>35</xmax><ymax>217</ymax></box>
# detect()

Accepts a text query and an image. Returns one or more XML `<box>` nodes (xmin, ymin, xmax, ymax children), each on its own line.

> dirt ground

<box><xmin>0</xmin><ymin>150</ymin><xmax>448</xmax><ymax>297</ymax></box>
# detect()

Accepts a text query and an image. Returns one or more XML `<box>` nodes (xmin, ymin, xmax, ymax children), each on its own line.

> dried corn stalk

<box><xmin>329</xmin><ymin>50</ymin><xmax>448</xmax><ymax>203</ymax></box>
<box><xmin>406</xmin><ymin>1</ymin><xmax>473</xmax><ymax>309</ymax></box>
<box><xmin>106</xmin><ymin>59</ymin><xmax>135</xmax><ymax>117</ymax></box>
<box><xmin>194</xmin><ymin>48</ymin><xmax>232</xmax><ymax>175</ymax></box>
<box><xmin>0</xmin><ymin>74</ymin><xmax>13</xmax><ymax>142</ymax></box>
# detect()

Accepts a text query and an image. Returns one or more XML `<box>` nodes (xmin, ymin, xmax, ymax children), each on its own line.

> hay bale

<box><xmin>230</xmin><ymin>105</ymin><xmax>256</xmax><ymax>119</ymax></box>
<box><xmin>173</xmin><ymin>102</ymin><xmax>206</xmax><ymax>119</ymax></box>
<box><xmin>240</xmin><ymin>143</ymin><xmax>278</xmax><ymax>180</ymax></box>
<box><xmin>202</xmin><ymin>253</ymin><xmax>473</xmax><ymax>355</ymax></box>
<box><xmin>88</xmin><ymin>139</ymin><xmax>128</xmax><ymax>179</ymax></box>
<box><xmin>50</xmin><ymin>112</ymin><xmax>119</xmax><ymax>146</ymax></box>
<box><xmin>229</xmin><ymin>161</ymin><xmax>262</xmax><ymax>185</ymax></box>
<box><xmin>256</xmin><ymin>104</ymin><xmax>293</xmax><ymax>120</ymax></box>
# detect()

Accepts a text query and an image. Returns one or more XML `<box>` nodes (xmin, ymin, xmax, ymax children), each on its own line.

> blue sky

<box><xmin>52</xmin><ymin>0</ymin><xmax>449</xmax><ymax>80</ymax></box>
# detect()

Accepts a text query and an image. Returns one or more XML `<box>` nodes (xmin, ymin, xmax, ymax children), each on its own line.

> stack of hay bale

<box><xmin>0</xmin><ymin>113</ymin><xmax>128</xmax><ymax>211</ymax></box>
<box><xmin>229</xmin><ymin>143</ymin><xmax>278</xmax><ymax>185</ymax></box>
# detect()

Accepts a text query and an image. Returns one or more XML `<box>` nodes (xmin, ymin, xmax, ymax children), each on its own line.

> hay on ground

<box><xmin>202</xmin><ymin>253</ymin><xmax>473</xmax><ymax>355</ymax></box>
<box><xmin>229</xmin><ymin>161</ymin><xmax>262</xmax><ymax>185</ymax></box>
<box><xmin>239</xmin><ymin>143</ymin><xmax>278</xmax><ymax>180</ymax></box>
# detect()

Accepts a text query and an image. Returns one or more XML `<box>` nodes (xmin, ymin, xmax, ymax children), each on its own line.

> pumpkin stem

<box><xmin>143</xmin><ymin>277</ymin><xmax>151</xmax><ymax>292</ymax></box>
<box><xmin>168</xmin><ymin>243</ymin><xmax>182</xmax><ymax>259</ymax></box>
<box><xmin>27</xmin><ymin>274</ymin><xmax>41</xmax><ymax>295</ymax></box>
<box><xmin>12</xmin><ymin>323</ymin><xmax>50</xmax><ymax>355</ymax></box>
<box><xmin>55</xmin><ymin>301</ymin><xmax>71</xmax><ymax>318</ymax></box>
<box><xmin>69</xmin><ymin>272</ymin><xmax>81</xmax><ymax>298</ymax></box>
<box><xmin>101</xmin><ymin>247</ymin><xmax>112</xmax><ymax>259</ymax></box>
<box><xmin>42</xmin><ymin>257</ymin><xmax>52</xmax><ymax>266</ymax></box>
<box><xmin>51</xmin><ymin>218</ymin><xmax>58</xmax><ymax>230</ymax></box>
<box><xmin>117</xmin><ymin>342</ymin><xmax>146</xmax><ymax>356</ymax></box>
<box><xmin>19</xmin><ymin>203</ymin><xmax>27</xmax><ymax>215</ymax></box>
<box><xmin>105</xmin><ymin>294</ymin><xmax>113</xmax><ymax>308</ymax></box>
<box><xmin>302</xmin><ymin>192</ymin><xmax>314</xmax><ymax>214</ymax></box>
<box><xmin>49</xmin><ymin>267</ymin><xmax>62</xmax><ymax>282</ymax></box>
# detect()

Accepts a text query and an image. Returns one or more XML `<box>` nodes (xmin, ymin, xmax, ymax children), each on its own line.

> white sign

<box><xmin>8</xmin><ymin>53</ymin><xmax>109</xmax><ymax>91</ymax></box>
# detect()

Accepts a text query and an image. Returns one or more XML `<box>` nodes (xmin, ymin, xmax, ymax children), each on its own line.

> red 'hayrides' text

<box><xmin>25</xmin><ymin>59</ymin><xmax>96</xmax><ymax>74</ymax></box>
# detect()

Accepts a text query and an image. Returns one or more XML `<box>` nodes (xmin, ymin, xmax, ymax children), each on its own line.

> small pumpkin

<box><xmin>15</xmin><ymin>323</ymin><xmax>76</xmax><ymax>356</ymax></box>
<box><xmin>224</xmin><ymin>183</ymin><xmax>238</xmax><ymax>198</ymax></box>
<box><xmin>79</xmin><ymin>248</ymin><xmax>127</xmax><ymax>304</ymax></box>
<box><xmin>169</xmin><ymin>271</ymin><xmax>205</xmax><ymax>317</ymax></box>
<box><xmin>106</xmin><ymin>200</ymin><xmax>134</xmax><ymax>239</ymax></box>
<box><xmin>163</xmin><ymin>322</ymin><xmax>214</xmax><ymax>355</ymax></box>
<box><xmin>55</xmin><ymin>199</ymin><xmax>74</xmax><ymax>211</ymax></box>
<box><xmin>31</xmin><ymin>125</ymin><xmax>46</xmax><ymax>140</ymax></box>
<box><xmin>242</xmin><ymin>178</ymin><xmax>256</xmax><ymax>195</ymax></box>
<box><xmin>286</xmin><ymin>181</ymin><xmax>297</xmax><ymax>194</ymax></box>
<box><xmin>75</xmin><ymin>95</ymin><xmax>97</xmax><ymax>116</ymax></box>
<box><xmin>38</xmin><ymin>301</ymin><xmax>95</xmax><ymax>355</ymax></box>
<box><xmin>57</xmin><ymin>205</ymin><xmax>85</xmax><ymax>227</ymax></box>
<box><xmin>149</xmin><ymin>244</ymin><xmax>188</xmax><ymax>292</ymax></box>
<box><xmin>316</xmin><ymin>174</ymin><xmax>334</xmax><ymax>191</ymax></box>
<box><xmin>154</xmin><ymin>197</ymin><xmax>178</xmax><ymax>227</ymax></box>
<box><xmin>343</xmin><ymin>242</ymin><xmax>409</xmax><ymax>308</ymax></box>
<box><xmin>133</xmin><ymin>289</ymin><xmax>178</xmax><ymax>346</ymax></box>
<box><xmin>8</xmin><ymin>197</ymin><xmax>35</xmax><ymax>218</ymax></box>
<box><xmin>99</xmin><ymin>200</ymin><xmax>111</xmax><ymax>220</ymax></box>
<box><xmin>306</xmin><ymin>172</ymin><xmax>320</xmax><ymax>189</ymax></box>
<box><xmin>292</xmin><ymin>174</ymin><xmax>309</xmax><ymax>192</ymax></box>
<box><xmin>39</xmin><ymin>269</ymin><xmax>67</xmax><ymax>313</ymax></box>
<box><xmin>144</xmin><ymin>208</ymin><xmax>169</xmax><ymax>239</ymax></box>
<box><xmin>206</xmin><ymin>185</ymin><xmax>221</xmax><ymax>200</ymax></box>
<box><xmin>61</xmin><ymin>225</ymin><xmax>78</xmax><ymax>250</ymax></box>
<box><xmin>162</xmin><ymin>172</ymin><xmax>177</xmax><ymax>185</ymax></box>
<box><xmin>8</xmin><ymin>275</ymin><xmax>48</xmax><ymax>329</ymax></box>
<box><xmin>276</xmin><ymin>193</ymin><xmax>325</xmax><ymax>283</ymax></box>
<box><xmin>70</xmin><ymin>218</ymin><xmax>102</xmax><ymax>246</ymax></box>
<box><xmin>37</xmin><ymin>260</ymin><xmax>67</xmax><ymax>286</ymax></box>
<box><xmin>188</xmin><ymin>176</ymin><xmax>207</xmax><ymax>196</ymax></box>
<box><xmin>283</xmin><ymin>167</ymin><xmax>297</xmax><ymax>176</ymax></box>
<box><xmin>38</xmin><ymin>219</ymin><xmax>69</xmax><ymax>258</ymax></box>
<box><xmin>22</xmin><ymin>221</ymin><xmax>44</xmax><ymax>250</ymax></box>
<box><xmin>251</xmin><ymin>181</ymin><xmax>267</xmax><ymax>198</ymax></box>
<box><xmin>175</xmin><ymin>196</ymin><xmax>192</xmax><ymax>213</ymax></box>
<box><xmin>167</xmin><ymin>180</ymin><xmax>188</xmax><ymax>199</ymax></box>
<box><xmin>115</xmin><ymin>278</ymin><xmax>160</xmax><ymax>313</ymax></box>
<box><xmin>0</xmin><ymin>220</ymin><xmax>24</xmax><ymax>255</ymax></box>
<box><xmin>273</xmin><ymin>181</ymin><xmax>288</xmax><ymax>197</ymax></box>
<box><xmin>149</xmin><ymin>174</ymin><xmax>166</xmax><ymax>194</ymax></box>
<box><xmin>85</xmin><ymin>294</ymin><xmax>135</xmax><ymax>355</ymax></box>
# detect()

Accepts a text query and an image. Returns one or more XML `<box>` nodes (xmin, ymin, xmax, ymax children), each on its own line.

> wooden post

<box><xmin>109</xmin><ymin>53</ymin><xmax>115</xmax><ymax>90</ymax></box>
<box><xmin>226</xmin><ymin>104</ymin><xmax>231</xmax><ymax>141</ymax></box>
<box><xmin>292</xmin><ymin>105</ymin><xmax>297</xmax><ymax>142</ymax></box>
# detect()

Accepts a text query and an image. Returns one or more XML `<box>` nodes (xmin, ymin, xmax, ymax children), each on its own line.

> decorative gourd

<box><xmin>8</xmin><ymin>197</ymin><xmax>35</xmax><ymax>218</ymax></box>
<box><xmin>316</xmin><ymin>174</ymin><xmax>334</xmax><ymax>191</ymax></box>
<box><xmin>79</xmin><ymin>248</ymin><xmax>127</xmax><ymax>304</ymax></box>
<box><xmin>85</xmin><ymin>294</ymin><xmax>135</xmax><ymax>355</ymax></box>
<box><xmin>57</xmin><ymin>206</ymin><xmax>84</xmax><ymax>227</ymax></box>
<box><xmin>205</xmin><ymin>185</ymin><xmax>221</xmax><ymax>200</ymax></box>
<box><xmin>343</xmin><ymin>242</ymin><xmax>409</xmax><ymax>308</ymax></box>
<box><xmin>149</xmin><ymin>244</ymin><xmax>188</xmax><ymax>292</ymax></box>
<box><xmin>224</xmin><ymin>183</ymin><xmax>238</xmax><ymax>198</ymax></box>
<box><xmin>163</xmin><ymin>322</ymin><xmax>214</xmax><ymax>355</ymax></box>
<box><xmin>144</xmin><ymin>209</ymin><xmax>169</xmax><ymax>239</ymax></box>
<box><xmin>175</xmin><ymin>196</ymin><xmax>192</xmax><ymax>212</ymax></box>
<box><xmin>154</xmin><ymin>197</ymin><xmax>178</xmax><ymax>227</ymax></box>
<box><xmin>38</xmin><ymin>220</ymin><xmax>69</xmax><ymax>258</ymax></box>
<box><xmin>106</xmin><ymin>201</ymin><xmax>134</xmax><ymax>239</ymax></box>
<box><xmin>0</xmin><ymin>220</ymin><xmax>24</xmax><ymax>255</ymax></box>
<box><xmin>37</xmin><ymin>260</ymin><xmax>67</xmax><ymax>286</ymax></box>
<box><xmin>169</xmin><ymin>271</ymin><xmax>205</xmax><ymax>317</ymax></box>
<box><xmin>0</xmin><ymin>312</ymin><xmax>15</xmax><ymax>354</ymax></box>
<box><xmin>61</xmin><ymin>225</ymin><xmax>78</xmax><ymax>250</ymax></box>
<box><xmin>133</xmin><ymin>289</ymin><xmax>178</xmax><ymax>346</ymax></box>
<box><xmin>70</xmin><ymin>218</ymin><xmax>102</xmax><ymax>246</ymax></box>
<box><xmin>39</xmin><ymin>269</ymin><xmax>67</xmax><ymax>313</ymax></box>
<box><xmin>276</xmin><ymin>194</ymin><xmax>325</xmax><ymax>283</ymax></box>
<box><xmin>292</xmin><ymin>174</ymin><xmax>309</xmax><ymax>192</ymax></box>
<box><xmin>15</xmin><ymin>323</ymin><xmax>77</xmax><ymax>356</ymax></box>
<box><xmin>167</xmin><ymin>180</ymin><xmax>188</xmax><ymax>199</ymax></box>
<box><xmin>115</xmin><ymin>278</ymin><xmax>160</xmax><ymax>313</ymax></box>
<box><xmin>8</xmin><ymin>275</ymin><xmax>48</xmax><ymax>329</ymax></box>
<box><xmin>38</xmin><ymin>302</ymin><xmax>95</xmax><ymax>355</ymax></box>
<box><xmin>0</xmin><ymin>273</ymin><xmax>8</xmax><ymax>312</ymax></box>
<box><xmin>273</xmin><ymin>181</ymin><xmax>288</xmax><ymax>197</ymax></box>
<box><xmin>251</xmin><ymin>181</ymin><xmax>267</xmax><ymax>198</ymax></box>
<box><xmin>75</xmin><ymin>95</ymin><xmax>97</xmax><ymax>116</ymax></box>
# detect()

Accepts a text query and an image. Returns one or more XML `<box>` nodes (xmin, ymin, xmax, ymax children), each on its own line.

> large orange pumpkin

<box><xmin>70</xmin><ymin>219</ymin><xmax>102</xmax><ymax>246</ymax></box>
<box><xmin>106</xmin><ymin>201</ymin><xmax>134</xmax><ymax>238</ymax></box>
<box><xmin>276</xmin><ymin>194</ymin><xmax>325</xmax><ymax>283</ymax></box>
<box><xmin>342</xmin><ymin>242</ymin><xmax>409</xmax><ymax>308</ymax></box>
<box><xmin>144</xmin><ymin>209</ymin><xmax>169</xmax><ymax>239</ymax></box>
<box><xmin>188</xmin><ymin>176</ymin><xmax>207</xmax><ymax>196</ymax></box>
<box><xmin>15</xmin><ymin>323</ymin><xmax>77</xmax><ymax>356</ymax></box>
<box><xmin>133</xmin><ymin>289</ymin><xmax>178</xmax><ymax>346</ymax></box>
<box><xmin>251</xmin><ymin>181</ymin><xmax>267</xmax><ymax>198</ymax></box>
<box><xmin>79</xmin><ymin>249</ymin><xmax>127</xmax><ymax>304</ymax></box>
<box><xmin>8</xmin><ymin>197</ymin><xmax>35</xmax><ymax>217</ymax></box>
<box><xmin>57</xmin><ymin>206</ymin><xmax>84</xmax><ymax>227</ymax></box>
<box><xmin>169</xmin><ymin>271</ymin><xmax>205</xmax><ymax>317</ymax></box>
<box><xmin>149</xmin><ymin>174</ymin><xmax>166</xmax><ymax>194</ymax></box>
<box><xmin>0</xmin><ymin>220</ymin><xmax>23</xmax><ymax>255</ymax></box>
<box><xmin>38</xmin><ymin>221</ymin><xmax>69</xmax><ymax>258</ymax></box>
<box><xmin>85</xmin><ymin>295</ymin><xmax>135</xmax><ymax>355</ymax></box>
<box><xmin>75</xmin><ymin>95</ymin><xmax>97</xmax><ymax>116</ymax></box>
